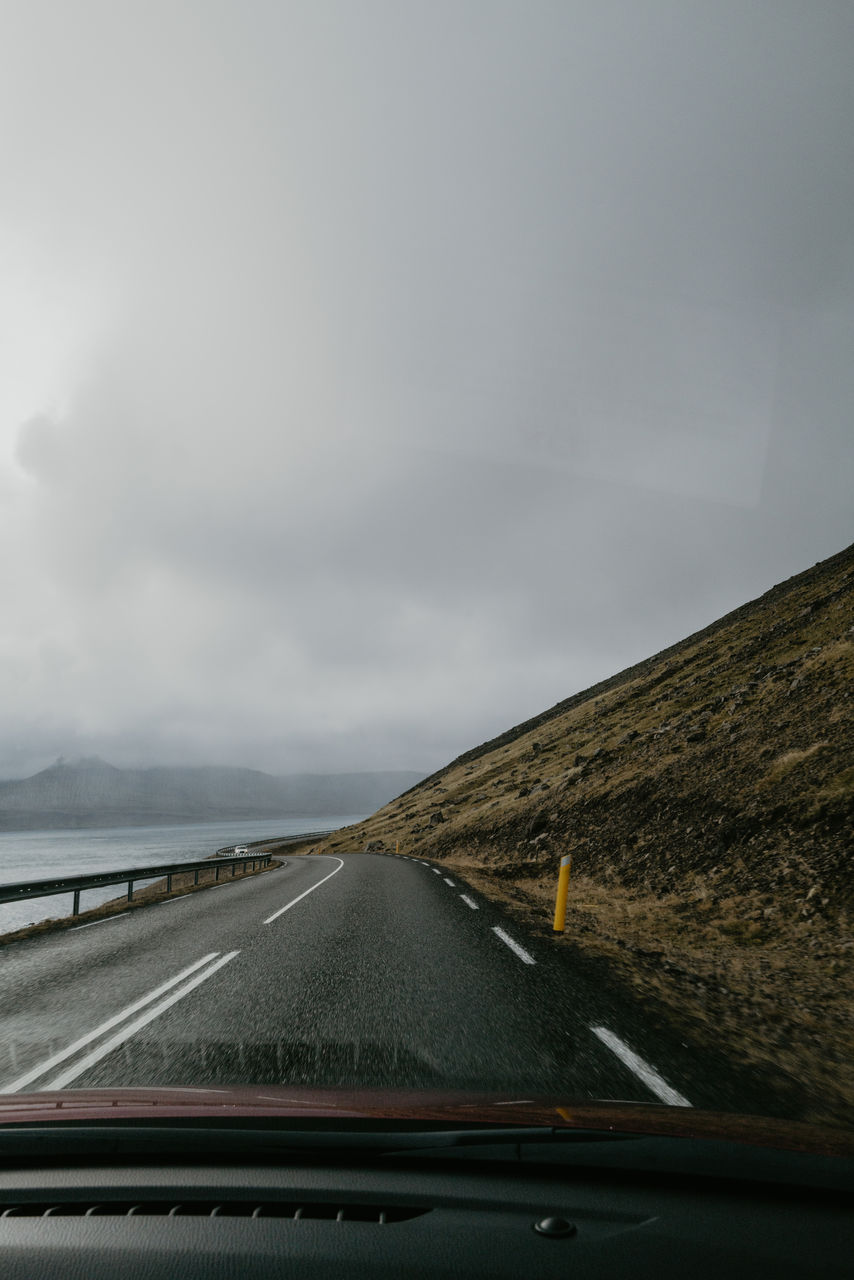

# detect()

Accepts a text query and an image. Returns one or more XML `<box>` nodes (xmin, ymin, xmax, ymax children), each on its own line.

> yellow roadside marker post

<box><xmin>553</xmin><ymin>854</ymin><xmax>572</xmax><ymax>933</ymax></box>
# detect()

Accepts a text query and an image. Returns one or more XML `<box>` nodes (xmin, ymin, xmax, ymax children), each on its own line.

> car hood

<box><xmin>0</xmin><ymin>1088</ymin><xmax>851</xmax><ymax>1157</ymax></box>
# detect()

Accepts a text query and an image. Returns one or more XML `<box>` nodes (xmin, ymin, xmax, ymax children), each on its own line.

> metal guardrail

<box><xmin>0</xmin><ymin>853</ymin><xmax>274</xmax><ymax>918</ymax></box>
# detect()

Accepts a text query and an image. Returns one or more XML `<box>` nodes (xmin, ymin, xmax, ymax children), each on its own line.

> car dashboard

<box><xmin>0</xmin><ymin>1123</ymin><xmax>850</xmax><ymax>1278</ymax></box>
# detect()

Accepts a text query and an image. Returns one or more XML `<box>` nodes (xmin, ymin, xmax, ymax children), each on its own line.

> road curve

<box><xmin>0</xmin><ymin>853</ymin><xmax>768</xmax><ymax>1110</ymax></box>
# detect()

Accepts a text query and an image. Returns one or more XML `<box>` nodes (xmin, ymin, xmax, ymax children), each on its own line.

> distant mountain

<box><xmin>0</xmin><ymin>758</ymin><xmax>426</xmax><ymax>831</ymax></box>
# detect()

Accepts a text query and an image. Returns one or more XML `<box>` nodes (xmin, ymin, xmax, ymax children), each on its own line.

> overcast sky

<box><xmin>0</xmin><ymin>1</ymin><xmax>852</xmax><ymax>781</ymax></box>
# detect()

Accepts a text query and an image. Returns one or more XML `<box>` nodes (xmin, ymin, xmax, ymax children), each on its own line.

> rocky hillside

<box><xmin>320</xmin><ymin>542</ymin><xmax>854</xmax><ymax>1124</ymax></box>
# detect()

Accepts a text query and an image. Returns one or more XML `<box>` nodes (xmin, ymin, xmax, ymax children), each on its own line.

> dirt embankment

<box><xmin>319</xmin><ymin>543</ymin><xmax>854</xmax><ymax>1125</ymax></box>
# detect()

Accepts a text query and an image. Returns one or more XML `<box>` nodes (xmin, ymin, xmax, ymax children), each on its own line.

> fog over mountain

<box><xmin>0</xmin><ymin>758</ymin><xmax>425</xmax><ymax>831</ymax></box>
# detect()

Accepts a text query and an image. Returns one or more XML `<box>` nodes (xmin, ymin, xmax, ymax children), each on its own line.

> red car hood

<box><xmin>0</xmin><ymin>1087</ymin><xmax>851</xmax><ymax>1158</ymax></box>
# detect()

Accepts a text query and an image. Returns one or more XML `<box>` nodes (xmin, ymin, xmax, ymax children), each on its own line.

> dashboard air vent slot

<box><xmin>1</xmin><ymin>1201</ymin><xmax>429</xmax><ymax>1223</ymax></box>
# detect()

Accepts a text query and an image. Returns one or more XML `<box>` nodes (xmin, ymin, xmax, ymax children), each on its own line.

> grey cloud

<box><xmin>0</xmin><ymin>1</ymin><xmax>852</xmax><ymax>781</ymax></box>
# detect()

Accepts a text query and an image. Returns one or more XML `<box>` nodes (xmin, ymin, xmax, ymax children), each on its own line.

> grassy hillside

<box><xmin>318</xmin><ymin>542</ymin><xmax>854</xmax><ymax>1124</ymax></box>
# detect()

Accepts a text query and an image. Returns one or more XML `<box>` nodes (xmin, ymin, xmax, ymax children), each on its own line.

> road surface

<box><xmin>0</xmin><ymin>853</ymin><xmax>768</xmax><ymax>1110</ymax></box>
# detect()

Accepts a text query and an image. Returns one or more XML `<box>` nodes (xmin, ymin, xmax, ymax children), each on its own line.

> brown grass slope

<box><xmin>321</xmin><ymin>542</ymin><xmax>854</xmax><ymax>1124</ymax></box>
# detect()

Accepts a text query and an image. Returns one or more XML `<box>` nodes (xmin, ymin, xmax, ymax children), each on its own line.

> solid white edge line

<box><xmin>0</xmin><ymin>953</ymin><xmax>221</xmax><ymax>1094</ymax></box>
<box><xmin>71</xmin><ymin>913</ymin><xmax>130</xmax><ymax>930</ymax></box>
<box><xmin>443</xmin><ymin>878</ymin><xmax>455</xmax><ymax>886</ymax></box>
<box><xmin>492</xmin><ymin>926</ymin><xmax>536</xmax><ymax>965</ymax></box>
<box><xmin>460</xmin><ymin>894</ymin><xmax>479</xmax><ymax>910</ymax></box>
<box><xmin>263</xmin><ymin>857</ymin><xmax>344</xmax><ymax>923</ymax></box>
<box><xmin>46</xmin><ymin>952</ymin><xmax>240</xmax><ymax>1090</ymax></box>
<box><xmin>591</xmin><ymin>1026</ymin><xmax>692</xmax><ymax>1107</ymax></box>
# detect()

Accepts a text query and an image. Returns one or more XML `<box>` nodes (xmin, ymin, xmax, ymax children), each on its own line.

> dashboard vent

<box><xmin>1</xmin><ymin>1201</ymin><xmax>429</xmax><ymax>1223</ymax></box>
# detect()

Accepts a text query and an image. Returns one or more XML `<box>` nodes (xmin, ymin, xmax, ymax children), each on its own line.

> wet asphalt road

<box><xmin>0</xmin><ymin>853</ymin><xmax>772</xmax><ymax>1111</ymax></box>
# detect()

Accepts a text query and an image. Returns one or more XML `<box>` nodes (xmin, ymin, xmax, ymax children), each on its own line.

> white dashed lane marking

<box><xmin>492</xmin><ymin>926</ymin><xmax>536</xmax><ymax>965</ymax></box>
<box><xmin>401</xmin><ymin>854</ymin><xmax>689</xmax><ymax>1108</ymax></box>
<box><xmin>591</xmin><ymin>1026</ymin><xmax>691</xmax><ymax>1107</ymax></box>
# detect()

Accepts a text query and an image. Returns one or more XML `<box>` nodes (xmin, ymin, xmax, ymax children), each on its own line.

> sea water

<box><xmin>0</xmin><ymin>815</ymin><xmax>363</xmax><ymax>937</ymax></box>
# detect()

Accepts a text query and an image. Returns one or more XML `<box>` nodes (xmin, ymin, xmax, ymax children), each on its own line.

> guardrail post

<box><xmin>0</xmin><ymin>844</ymin><xmax>298</xmax><ymax>925</ymax></box>
<box><xmin>553</xmin><ymin>854</ymin><xmax>572</xmax><ymax>933</ymax></box>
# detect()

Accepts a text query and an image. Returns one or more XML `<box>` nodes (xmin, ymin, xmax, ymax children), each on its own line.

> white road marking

<box><xmin>158</xmin><ymin>1087</ymin><xmax>230</xmax><ymax>1094</ymax></box>
<box><xmin>443</xmin><ymin>877</ymin><xmax>455</xmax><ymax>886</ymax></box>
<box><xmin>255</xmin><ymin>1094</ymin><xmax>317</xmax><ymax>1104</ymax></box>
<box><xmin>71</xmin><ymin>913</ymin><xmax>129</xmax><ymax>930</ymax></box>
<box><xmin>591</xmin><ymin>1026</ymin><xmax>692</xmax><ymax>1107</ymax></box>
<box><xmin>0</xmin><ymin>953</ymin><xmax>222</xmax><ymax>1094</ymax></box>
<box><xmin>460</xmin><ymin>895</ymin><xmax>479</xmax><ymax>910</ymax></box>
<box><xmin>46</xmin><ymin>952</ymin><xmax>240</xmax><ymax>1090</ymax></box>
<box><xmin>492</xmin><ymin>926</ymin><xmax>536</xmax><ymax>965</ymax></box>
<box><xmin>264</xmin><ymin>857</ymin><xmax>344</xmax><ymax>923</ymax></box>
<box><xmin>432</xmin><ymin>868</ymin><xmax>441</xmax><ymax>875</ymax></box>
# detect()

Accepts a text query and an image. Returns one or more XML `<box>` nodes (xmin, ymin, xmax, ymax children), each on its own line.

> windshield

<box><xmin>0</xmin><ymin>2</ymin><xmax>851</xmax><ymax>1139</ymax></box>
